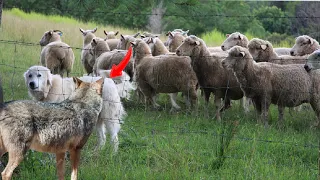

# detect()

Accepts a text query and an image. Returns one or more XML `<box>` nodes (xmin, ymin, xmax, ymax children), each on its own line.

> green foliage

<box><xmin>245</xmin><ymin>19</ymin><xmax>270</xmax><ymax>38</ymax></box>
<box><xmin>253</xmin><ymin>6</ymin><xmax>290</xmax><ymax>34</ymax></box>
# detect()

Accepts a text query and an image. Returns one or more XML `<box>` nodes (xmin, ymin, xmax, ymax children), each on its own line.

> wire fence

<box><xmin>0</xmin><ymin>8</ymin><xmax>319</xmax><ymax>179</ymax></box>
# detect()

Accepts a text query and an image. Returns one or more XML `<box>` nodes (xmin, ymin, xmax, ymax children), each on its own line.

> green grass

<box><xmin>0</xmin><ymin>9</ymin><xmax>319</xmax><ymax>180</ymax></box>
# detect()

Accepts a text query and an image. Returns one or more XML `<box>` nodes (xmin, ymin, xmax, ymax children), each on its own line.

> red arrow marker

<box><xmin>110</xmin><ymin>46</ymin><xmax>132</xmax><ymax>78</ymax></box>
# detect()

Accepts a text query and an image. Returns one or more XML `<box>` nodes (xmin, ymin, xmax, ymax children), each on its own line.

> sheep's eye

<box><xmin>28</xmin><ymin>74</ymin><xmax>32</xmax><ymax>78</ymax></box>
<box><xmin>37</xmin><ymin>74</ymin><xmax>41</xmax><ymax>77</ymax></box>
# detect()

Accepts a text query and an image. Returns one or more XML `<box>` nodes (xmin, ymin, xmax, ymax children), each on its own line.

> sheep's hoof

<box><xmin>169</xmin><ymin>107</ymin><xmax>180</xmax><ymax>114</ymax></box>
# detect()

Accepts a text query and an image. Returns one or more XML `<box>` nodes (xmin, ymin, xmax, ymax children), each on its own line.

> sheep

<box><xmin>290</xmin><ymin>35</ymin><xmax>320</xmax><ymax>56</ymax></box>
<box><xmin>248</xmin><ymin>38</ymin><xmax>308</xmax><ymax>64</ymax></box>
<box><xmin>221</xmin><ymin>32</ymin><xmax>249</xmax><ymax>51</ymax></box>
<box><xmin>176</xmin><ymin>35</ymin><xmax>244</xmax><ymax>120</ymax></box>
<box><xmin>304</xmin><ymin>49</ymin><xmax>320</xmax><ymax>71</ymax></box>
<box><xmin>24</xmin><ymin>65</ymin><xmax>126</xmax><ymax>152</ymax></box>
<box><xmin>222</xmin><ymin>46</ymin><xmax>320</xmax><ymax>128</ymax></box>
<box><xmin>104</xmin><ymin>30</ymin><xmax>119</xmax><ymax>39</ymax></box>
<box><xmin>142</xmin><ymin>37</ymin><xmax>171</xmax><ymax>56</ymax></box>
<box><xmin>131</xmin><ymin>39</ymin><xmax>198</xmax><ymax>111</ymax></box>
<box><xmin>274</xmin><ymin>48</ymin><xmax>291</xmax><ymax>56</ymax></box>
<box><xmin>166</xmin><ymin>31</ymin><xmax>186</xmax><ymax>52</ymax></box>
<box><xmin>117</xmin><ymin>33</ymin><xmax>141</xmax><ymax>50</ymax></box>
<box><xmin>140</xmin><ymin>31</ymin><xmax>160</xmax><ymax>38</ymax></box>
<box><xmin>39</xmin><ymin>30</ymin><xmax>75</xmax><ymax>77</ymax></box>
<box><xmin>79</xmin><ymin>27</ymin><xmax>98</xmax><ymax>74</ymax></box>
<box><xmin>90</xmin><ymin>38</ymin><xmax>111</xmax><ymax>70</ymax></box>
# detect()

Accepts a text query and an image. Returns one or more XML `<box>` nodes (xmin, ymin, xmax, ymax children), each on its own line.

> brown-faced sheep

<box><xmin>290</xmin><ymin>35</ymin><xmax>320</xmax><ymax>56</ymax></box>
<box><xmin>222</xmin><ymin>46</ymin><xmax>320</xmax><ymax>128</ymax></box>
<box><xmin>80</xmin><ymin>27</ymin><xmax>98</xmax><ymax>74</ymax></box>
<box><xmin>39</xmin><ymin>30</ymin><xmax>75</xmax><ymax>77</ymax></box>
<box><xmin>91</xmin><ymin>38</ymin><xmax>134</xmax><ymax>80</ymax></box>
<box><xmin>176</xmin><ymin>35</ymin><xmax>244</xmax><ymax>120</ymax></box>
<box><xmin>166</xmin><ymin>31</ymin><xmax>187</xmax><ymax>52</ymax></box>
<box><xmin>142</xmin><ymin>37</ymin><xmax>170</xmax><ymax>56</ymax></box>
<box><xmin>102</xmin><ymin>30</ymin><xmax>120</xmax><ymax>50</ymax></box>
<box><xmin>104</xmin><ymin>30</ymin><xmax>119</xmax><ymax>39</ymax></box>
<box><xmin>248</xmin><ymin>38</ymin><xmax>308</xmax><ymax>64</ymax></box>
<box><xmin>131</xmin><ymin>39</ymin><xmax>198</xmax><ymax>111</ymax></box>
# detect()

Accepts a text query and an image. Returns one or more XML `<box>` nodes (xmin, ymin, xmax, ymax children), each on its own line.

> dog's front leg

<box><xmin>1</xmin><ymin>151</ymin><xmax>24</xmax><ymax>180</ymax></box>
<box><xmin>70</xmin><ymin>149</ymin><xmax>81</xmax><ymax>180</ymax></box>
<box><xmin>56</xmin><ymin>152</ymin><xmax>66</xmax><ymax>180</ymax></box>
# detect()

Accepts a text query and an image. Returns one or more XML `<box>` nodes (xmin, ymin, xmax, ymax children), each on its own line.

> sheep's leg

<box><xmin>310</xmin><ymin>101</ymin><xmax>320</xmax><ymax>129</ymax></box>
<box><xmin>203</xmin><ymin>89</ymin><xmax>211</xmax><ymax>118</ymax></box>
<box><xmin>277</xmin><ymin>105</ymin><xmax>284</xmax><ymax>129</ymax></box>
<box><xmin>151</xmin><ymin>94</ymin><xmax>161</xmax><ymax>109</ymax></box>
<box><xmin>214</xmin><ymin>96</ymin><xmax>222</xmax><ymax>122</ymax></box>
<box><xmin>56</xmin><ymin>152</ymin><xmax>66</xmax><ymax>180</ymax></box>
<box><xmin>260</xmin><ymin>98</ymin><xmax>270</xmax><ymax>128</ymax></box>
<box><xmin>169</xmin><ymin>93</ymin><xmax>181</xmax><ymax>112</ymax></box>
<box><xmin>105</xmin><ymin>121</ymin><xmax>121</xmax><ymax>153</ymax></box>
<box><xmin>241</xmin><ymin>97</ymin><xmax>251</xmax><ymax>113</ymax></box>
<box><xmin>1</xmin><ymin>151</ymin><xmax>24</xmax><ymax>180</ymax></box>
<box><xmin>220</xmin><ymin>98</ymin><xmax>231</xmax><ymax>112</ymax></box>
<box><xmin>252</xmin><ymin>97</ymin><xmax>262</xmax><ymax>124</ymax></box>
<box><xmin>95</xmin><ymin>118</ymin><xmax>106</xmax><ymax>150</ymax></box>
<box><xmin>70</xmin><ymin>149</ymin><xmax>80</xmax><ymax>180</ymax></box>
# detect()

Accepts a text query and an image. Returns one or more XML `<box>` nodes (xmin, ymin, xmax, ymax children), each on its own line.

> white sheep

<box><xmin>104</xmin><ymin>30</ymin><xmax>119</xmax><ymax>39</ymax></box>
<box><xmin>79</xmin><ymin>27</ymin><xmax>98</xmax><ymax>74</ymax></box>
<box><xmin>304</xmin><ymin>49</ymin><xmax>320</xmax><ymax>71</ymax></box>
<box><xmin>222</xmin><ymin>46</ymin><xmax>320</xmax><ymax>128</ymax></box>
<box><xmin>131</xmin><ymin>39</ymin><xmax>198</xmax><ymax>111</ymax></box>
<box><xmin>24</xmin><ymin>65</ymin><xmax>126</xmax><ymax>152</ymax></box>
<box><xmin>248</xmin><ymin>38</ymin><xmax>308</xmax><ymax>64</ymax></box>
<box><xmin>117</xmin><ymin>33</ymin><xmax>141</xmax><ymax>50</ymax></box>
<box><xmin>176</xmin><ymin>35</ymin><xmax>244</xmax><ymax>120</ymax></box>
<box><xmin>142</xmin><ymin>37</ymin><xmax>171</xmax><ymax>56</ymax></box>
<box><xmin>290</xmin><ymin>35</ymin><xmax>320</xmax><ymax>56</ymax></box>
<box><xmin>39</xmin><ymin>30</ymin><xmax>75</xmax><ymax>77</ymax></box>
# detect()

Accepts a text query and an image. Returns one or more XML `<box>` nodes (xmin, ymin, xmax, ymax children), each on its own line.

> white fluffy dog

<box><xmin>24</xmin><ymin>65</ymin><xmax>127</xmax><ymax>152</ymax></box>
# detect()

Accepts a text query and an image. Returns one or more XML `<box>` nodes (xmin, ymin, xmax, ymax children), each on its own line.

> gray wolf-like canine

<box><xmin>0</xmin><ymin>78</ymin><xmax>103</xmax><ymax>180</ymax></box>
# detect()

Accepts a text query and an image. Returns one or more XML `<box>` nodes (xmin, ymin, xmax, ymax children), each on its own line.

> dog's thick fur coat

<box><xmin>0</xmin><ymin>78</ymin><xmax>103</xmax><ymax>180</ymax></box>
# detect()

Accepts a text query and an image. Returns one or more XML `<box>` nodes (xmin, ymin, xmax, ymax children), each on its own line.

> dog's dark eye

<box><xmin>29</xmin><ymin>74</ymin><xmax>32</xmax><ymax>78</ymax></box>
<box><xmin>37</xmin><ymin>74</ymin><xmax>41</xmax><ymax>77</ymax></box>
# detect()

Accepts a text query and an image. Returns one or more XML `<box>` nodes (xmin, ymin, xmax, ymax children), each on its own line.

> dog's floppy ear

<box><xmin>73</xmin><ymin>77</ymin><xmax>83</xmax><ymax>88</ymax></box>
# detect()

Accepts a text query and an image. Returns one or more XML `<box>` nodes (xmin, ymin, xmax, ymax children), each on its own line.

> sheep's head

<box><xmin>104</xmin><ymin>30</ymin><xmax>119</xmax><ymax>39</ymax></box>
<box><xmin>142</xmin><ymin>37</ymin><xmax>157</xmax><ymax>53</ymax></box>
<box><xmin>140</xmin><ymin>32</ymin><xmax>159</xmax><ymax>38</ymax></box>
<box><xmin>304</xmin><ymin>49</ymin><xmax>320</xmax><ymax>72</ymax></box>
<box><xmin>222</xmin><ymin>46</ymin><xmax>250</xmax><ymax>72</ymax></box>
<box><xmin>117</xmin><ymin>33</ymin><xmax>140</xmax><ymax>50</ymax></box>
<box><xmin>90</xmin><ymin>38</ymin><xmax>109</xmax><ymax>59</ymax></box>
<box><xmin>221</xmin><ymin>32</ymin><xmax>248</xmax><ymax>51</ymax></box>
<box><xmin>130</xmin><ymin>39</ymin><xmax>152</xmax><ymax>63</ymax></box>
<box><xmin>176</xmin><ymin>35</ymin><xmax>201</xmax><ymax>56</ymax></box>
<box><xmin>248</xmin><ymin>38</ymin><xmax>274</xmax><ymax>62</ymax></box>
<box><xmin>290</xmin><ymin>35</ymin><xmax>319</xmax><ymax>56</ymax></box>
<box><xmin>39</xmin><ymin>30</ymin><xmax>62</xmax><ymax>46</ymax></box>
<box><xmin>79</xmin><ymin>27</ymin><xmax>97</xmax><ymax>36</ymax></box>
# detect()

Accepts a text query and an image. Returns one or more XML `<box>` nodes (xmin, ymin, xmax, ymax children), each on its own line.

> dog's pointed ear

<box><xmin>96</xmin><ymin>78</ymin><xmax>104</xmax><ymax>85</ymax></box>
<box><xmin>73</xmin><ymin>77</ymin><xmax>83</xmax><ymax>88</ymax></box>
<box><xmin>95</xmin><ymin>78</ymin><xmax>104</xmax><ymax>95</ymax></box>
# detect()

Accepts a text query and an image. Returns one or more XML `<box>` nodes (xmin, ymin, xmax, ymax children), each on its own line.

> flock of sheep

<box><xmin>32</xmin><ymin>28</ymin><xmax>320</xmax><ymax>154</ymax></box>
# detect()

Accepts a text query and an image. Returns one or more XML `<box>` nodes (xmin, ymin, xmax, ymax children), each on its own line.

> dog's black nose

<box><xmin>29</xmin><ymin>82</ymin><xmax>36</xmax><ymax>89</ymax></box>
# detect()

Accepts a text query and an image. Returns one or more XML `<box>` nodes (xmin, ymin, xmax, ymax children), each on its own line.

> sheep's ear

<box><xmin>146</xmin><ymin>37</ymin><xmax>153</xmax><ymax>44</ymax></box>
<box><xmin>166</xmin><ymin>31</ymin><xmax>171</xmax><ymax>36</ymax></box>
<box><xmin>130</xmin><ymin>41</ymin><xmax>137</xmax><ymax>47</ymax></box>
<box><xmin>79</xmin><ymin>28</ymin><xmax>85</xmax><ymax>34</ymax></box>
<box><xmin>121</xmin><ymin>35</ymin><xmax>125</xmax><ymax>41</ymax></box>
<box><xmin>133</xmin><ymin>32</ymin><xmax>140</xmax><ymax>38</ymax></box>
<box><xmin>308</xmin><ymin>38</ymin><xmax>314</xmax><ymax>45</ymax></box>
<box><xmin>182</xmin><ymin>30</ymin><xmax>189</xmax><ymax>36</ymax></box>
<box><xmin>239</xmin><ymin>51</ymin><xmax>245</xmax><ymax>57</ymax></box>
<box><xmin>140</xmin><ymin>35</ymin><xmax>146</xmax><ymax>39</ymax></box>
<box><xmin>168</xmin><ymin>32</ymin><xmax>174</xmax><ymax>38</ymax></box>
<box><xmin>49</xmin><ymin>31</ymin><xmax>53</xmax><ymax>36</ymax></box>
<box><xmin>92</xmin><ymin>27</ymin><xmax>97</xmax><ymax>33</ymax></box>
<box><xmin>260</xmin><ymin>44</ymin><xmax>267</xmax><ymax>50</ymax></box>
<box><xmin>226</xmin><ymin>34</ymin><xmax>230</xmax><ymax>38</ymax></box>
<box><xmin>238</xmin><ymin>34</ymin><xmax>243</xmax><ymax>40</ymax></box>
<box><xmin>92</xmin><ymin>39</ymin><xmax>97</xmax><ymax>45</ymax></box>
<box><xmin>73</xmin><ymin>77</ymin><xmax>83</xmax><ymax>88</ymax></box>
<box><xmin>115</xmin><ymin>31</ymin><xmax>119</xmax><ymax>36</ymax></box>
<box><xmin>104</xmin><ymin>30</ymin><xmax>108</xmax><ymax>36</ymax></box>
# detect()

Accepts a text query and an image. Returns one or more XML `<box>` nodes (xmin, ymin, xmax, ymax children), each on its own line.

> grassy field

<box><xmin>0</xmin><ymin>9</ymin><xmax>319</xmax><ymax>180</ymax></box>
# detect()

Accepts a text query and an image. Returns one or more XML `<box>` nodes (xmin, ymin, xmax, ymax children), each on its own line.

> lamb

<box><xmin>24</xmin><ymin>65</ymin><xmax>126</xmax><ymax>152</ymax></box>
<box><xmin>222</xmin><ymin>46</ymin><xmax>320</xmax><ymax>127</ymax></box>
<box><xmin>248</xmin><ymin>38</ymin><xmax>308</xmax><ymax>64</ymax></box>
<box><xmin>176</xmin><ymin>35</ymin><xmax>244</xmax><ymax>120</ymax></box>
<box><xmin>131</xmin><ymin>39</ymin><xmax>198</xmax><ymax>111</ymax></box>
<box><xmin>104</xmin><ymin>30</ymin><xmax>119</xmax><ymax>39</ymax></box>
<box><xmin>91</xmin><ymin>38</ymin><xmax>134</xmax><ymax>81</ymax></box>
<box><xmin>79</xmin><ymin>27</ymin><xmax>98</xmax><ymax>74</ymax></box>
<box><xmin>39</xmin><ymin>30</ymin><xmax>75</xmax><ymax>77</ymax></box>
<box><xmin>290</xmin><ymin>35</ymin><xmax>320</xmax><ymax>56</ymax></box>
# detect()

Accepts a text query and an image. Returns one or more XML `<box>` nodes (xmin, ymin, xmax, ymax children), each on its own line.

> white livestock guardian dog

<box><xmin>24</xmin><ymin>65</ymin><xmax>127</xmax><ymax>152</ymax></box>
